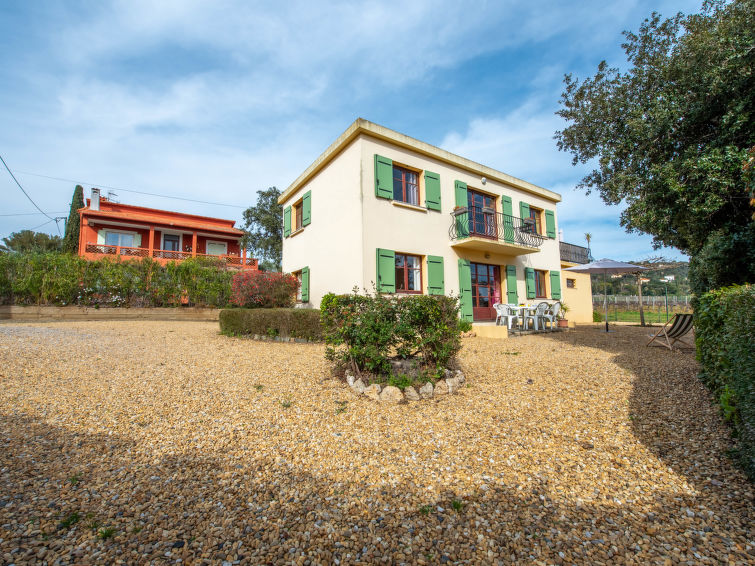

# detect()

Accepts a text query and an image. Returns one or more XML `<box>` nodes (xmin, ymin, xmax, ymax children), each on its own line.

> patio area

<box><xmin>0</xmin><ymin>321</ymin><xmax>752</xmax><ymax>564</ymax></box>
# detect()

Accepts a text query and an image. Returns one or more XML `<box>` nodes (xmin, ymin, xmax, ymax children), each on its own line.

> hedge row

<box><xmin>219</xmin><ymin>308</ymin><xmax>322</xmax><ymax>341</ymax></box>
<box><xmin>0</xmin><ymin>253</ymin><xmax>233</xmax><ymax>307</ymax></box>
<box><xmin>695</xmin><ymin>284</ymin><xmax>755</xmax><ymax>479</ymax></box>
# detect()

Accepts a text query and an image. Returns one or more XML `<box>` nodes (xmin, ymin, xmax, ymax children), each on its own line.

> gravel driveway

<box><xmin>0</xmin><ymin>321</ymin><xmax>752</xmax><ymax>564</ymax></box>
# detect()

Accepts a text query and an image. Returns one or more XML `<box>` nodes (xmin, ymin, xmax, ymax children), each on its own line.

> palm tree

<box><xmin>584</xmin><ymin>232</ymin><xmax>593</xmax><ymax>260</ymax></box>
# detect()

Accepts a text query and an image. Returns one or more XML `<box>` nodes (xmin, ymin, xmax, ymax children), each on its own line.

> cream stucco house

<box><xmin>279</xmin><ymin>119</ymin><xmax>593</xmax><ymax>331</ymax></box>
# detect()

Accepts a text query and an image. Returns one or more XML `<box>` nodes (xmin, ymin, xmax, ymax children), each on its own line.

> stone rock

<box><xmin>388</xmin><ymin>358</ymin><xmax>420</xmax><ymax>378</ymax></box>
<box><xmin>444</xmin><ymin>368</ymin><xmax>453</xmax><ymax>379</ymax></box>
<box><xmin>379</xmin><ymin>385</ymin><xmax>404</xmax><ymax>404</ymax></box>
<box><xmin>434</xmin><ymin>380</ymin><xmax>449</xmax><ymax>395</ymax></box>
<box><xmin>351</xmin><ymin>378</ymin><xmax>366</xmax><ymax>394</ymax></box>
<box><xmin>455</xmin><ymin>370</ymin><xmax>466</xmax><ymax>384</ymax></box>
<box><xmin>445</xmin><ymin>377</ymin><xmax>460</xmax><ymax>394</ymax></box>
<box><xmin>363</xmin><ymin>384</ymin><xmax>381</xmax><ymax>401</ymax></box>
<box><xmin>346</xmin><ymin>373</ymin><xmax>355</xmax><ymax>387</ymax></box>
<box><xmin>419</xmin><ymin>382</ymin><xmax>434</xmax><ymax>399</ymax></box>
<box><xmin>404</xmin><ymin>386</ymin><xmax>420</xmax><ymax>401</ymax></box>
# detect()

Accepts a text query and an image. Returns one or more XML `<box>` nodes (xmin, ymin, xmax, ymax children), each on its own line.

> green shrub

<box><xmin>695</xmin><ymin>284</ymin><xmax>755</xmax><ymax>479</ymax></box>
<box><xmin>219</xmin><ymin>308</ymin><xmax>322</xmax><ymax>341</ymax></box>
<box><xmin>593</xmin><ymin>310</ymin><xmax>604</xmax><ymax>322</ymax></box>
<box><xmin>230</xmin><ymin>270</ymin><xmax>299</xmax><ymax>308</ymax></box>
<box><xmin>320</xmin><ymin>290</ymin><xmax>463</xmax><ymax>376</ymax></box>
<box><xmin>0</xmin><ymin>252</ymin><xmax>236</xmax><ymax>308</ymax></box>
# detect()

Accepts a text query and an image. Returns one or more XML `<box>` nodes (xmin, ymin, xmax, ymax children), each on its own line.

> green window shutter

<box><xmin>525</xmin><ymin>267</ymin><xmax>536</xmax><ymax>299</ymax></box>
<box><xmin>374</xmin><ymin>154</ymin><xmax>393</xmax><ymax>199</ymax></box>
<box><xmin>519</xmin><ymin>201</ymin><xmax>530</xmax><ymax>221</ymax></box>
<box><xmin>501</xmin><ymin>195</ymin><xmax>514</xmax><ymax>243</ymax></box>
<box><xmin>302</xmin><ymin>191</ymin><xmax>312</xmax><ymax>226</ymax></box>
<box><xmin>301</xmin><ymin>266</ymin><xmax>310</xmax><ymax>302</ymax></box>
<box><xmin>505</xmin><ymin>265</ymin><xmax>518</xmax><ymax>304</ymax></box>
<box><xmin>454</xmin><ymin>181</ymin><xmax>469</xmax><ymax>238</ymax></box>
<box><xmin>427</xmin><ymin>255</ymin><xmax>445</xmax><ymax>295</ymax></box>
<box><xmin>545</xmin><ymin>210</ymin><xmax>556</xmax><ymax>238</ymax></box>
<box><xmin>458</xmin><ymin>259</ymin><xmax>473</xmax><ymax>321</ymax></box>
<box><xmin>550</xmin><ymin>270</ymin><xmax>561</xmax><ymax>299</ymax></box>
<box><xmin>376</xmin><ymin>248</ymin><xmax>395</xmax><ymax>293</ymax></box>
<box><xmin>283</xmin><ymin>206</ymin><xmax>291</xmax><ymax>237</ymax></box>
<box><xmin>424</xmin><ymin>171</ymin><xmax>441</xmax><ymax>211</ymax></box>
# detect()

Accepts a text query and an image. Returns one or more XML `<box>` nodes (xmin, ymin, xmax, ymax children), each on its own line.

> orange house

<box><xmin>78</xmin><ymin>189</ymin><xmax>257</xmax><ymax>270</ymax></box>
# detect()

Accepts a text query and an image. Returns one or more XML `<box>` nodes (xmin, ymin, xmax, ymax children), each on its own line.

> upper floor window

<box><xmin>395</xmin><ymin>253</ymin><xmax>422</xmax><ymax>293</ymax></box>
<box><xmin>393</xmin><ymin>166</ymin><xmax>419</xmax><ymax>206</ymax></box>
<box><xmin>293</xmin><ymin>200</ymin><xmax>303</xmax><ymax>232</ymax></box>
<box><xmin>528</xmin><ymin>207</ymin><xmax>544</xmax><ymax>235</ymax></box>
<box><xmin>534</xmin><ymin>269</ymin><xmax>547</xmax><ymax>298</ymax></box>
<box><xmin>105</xmin><ymin>231</ymin><xmax>135</xmax><ymax>248</ymax></box>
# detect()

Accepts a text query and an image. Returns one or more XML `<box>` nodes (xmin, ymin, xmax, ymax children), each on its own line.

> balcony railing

<box><xmin>560</xmin><ymin>242</ymin><xmax>592</xmax><ymax>264</ymax></box>
<box><xmin>448</xmin><ymin>206</ymin><xmax>547</xmax><ymax>249</ymax></box>
<box><xmin>84</xmin><ymin>244</ymin><xmax>257</xmax><ymax>269</ymax></box>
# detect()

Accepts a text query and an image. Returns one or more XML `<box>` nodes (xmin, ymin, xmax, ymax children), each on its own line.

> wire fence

<box><xmin>592</xmin><ymin>295</ymin><xmax>693</xmax><ymax>324</ymax></box>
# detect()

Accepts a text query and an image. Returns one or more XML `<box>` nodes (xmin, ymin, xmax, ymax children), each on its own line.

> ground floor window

<box><xmin>535</xmin><ymin>269</ymin><xmax>547</xmax><ymax>298</ymax></box>
<box><xmin>566</xmin><ymin>278</ymin><xmax>576</xmax><ymax>289</ymax></box>
<box><xmin>471</xmin><ymin>262</ymin><xmax>501</xmax><ymax>321</ymax></box>
<box><xmin>395</xmin><ymin>253</ymin><xmax>422</xmax><ymax>293</ymax></box>
<box><xmin>163</xmin><ymin>234</ymin><xmax>180</xmax><ymax>251</ymax></box>
<box><xmin>293</xmin><ymin>270</ymin><xmax>303</xmax><ymax>302</ymax></box>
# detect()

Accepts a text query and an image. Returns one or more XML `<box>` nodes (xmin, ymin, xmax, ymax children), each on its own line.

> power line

<box><xmin>14</xmin><ymin>170</ymin><xmax>246</xmax><ymax>209</ymax></box>
<box><xmin>0</xmin><ymin>211</ymin><xmax>67</xmax><ymax>217</ymax></box>
<box><xmin>0</xmin><ymin>155</ymin><xmax>55</xmax><ymax>220</ymax></box>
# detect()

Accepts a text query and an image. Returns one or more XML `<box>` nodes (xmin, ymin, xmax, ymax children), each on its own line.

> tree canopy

<box><xmin>1</xmin><ymin>230</ymin><xmax>62</xmax><ymax>253</ymax></box>
<box><xmin>62</xmin><ymin>185</ymin><xmax>85</xmax><ymax>253</ymax></box>
<box><xmin>556</xmin><ymin>0</ymin><xmax>754</xmax><ymax>265</ymax></box>
<box><xmin>241</xmin><ymin>187</ymin><xmax>282</xmax><ymax>271</ymax></box>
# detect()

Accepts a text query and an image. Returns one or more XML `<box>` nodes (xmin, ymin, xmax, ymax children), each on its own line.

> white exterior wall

<box><xmin>282</xmin><ymin>131</ymin><xmax>564</xmax><ymax>309</ymax></box>
<box><xmin>359</xmin><ymin>136</ymin><xmax>562</xmax><ymax>302</ymax></box>
<box><xmin>281</xmin><ymin>140</ymin><xmax>364</xmax><ymax>305</ymax></box>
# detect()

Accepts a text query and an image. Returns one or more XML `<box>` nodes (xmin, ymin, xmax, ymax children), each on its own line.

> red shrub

<box><xmin>230</xmin><ymin>271</ymin><xmax>299</xmax><ymax>308</ymax></box>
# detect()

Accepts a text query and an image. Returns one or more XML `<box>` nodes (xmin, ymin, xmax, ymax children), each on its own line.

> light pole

<box><xmin>661</xmin><ymin>276</ymin><xmax>674</xmax><ymax>322</ymax></box>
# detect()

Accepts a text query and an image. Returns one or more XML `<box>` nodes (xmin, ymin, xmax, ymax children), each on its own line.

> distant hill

<box><xmin>590</xmin><ymin>259</ymin><xmax>690</xmax><ymax>296</ymax></box>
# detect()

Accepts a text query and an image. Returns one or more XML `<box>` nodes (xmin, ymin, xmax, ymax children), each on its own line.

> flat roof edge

<box><xmin>278</xmin><ymin>118</ymin><xmax>562</xmax><ymax>204</ymax></box>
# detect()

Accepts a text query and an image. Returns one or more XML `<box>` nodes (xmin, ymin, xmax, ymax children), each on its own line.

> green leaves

<box><xmin>241</xmin><ymin>187</ymin><xmax>283</xmax><ymax>271</ymax></box>
<box><xmin>556</xmin><ymin>0</ymin><xmax>754</xmax><ymax>257</ymax></box>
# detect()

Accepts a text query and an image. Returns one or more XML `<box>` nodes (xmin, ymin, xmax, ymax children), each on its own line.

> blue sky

<box><xmin>0</xmin><ymin>0</ymin><xmax>701</xmax><ymax>260</ymax></box>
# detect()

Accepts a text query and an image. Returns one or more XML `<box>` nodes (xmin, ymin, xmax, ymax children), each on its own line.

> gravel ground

<box><xmin>0</xmin><ymin>321</ymin><xmax>752</xmax><ymax>565</ymax></box>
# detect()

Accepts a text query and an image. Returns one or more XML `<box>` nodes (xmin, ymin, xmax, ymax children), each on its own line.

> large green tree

<box><xmin>0</xmin><ymin>230</ymin><xmax>62</xmax><ymax>253</ymax></box>
<box><xmin>62</xmin><ymin>185</ymin><xmax>85</xmax><ymax>253</ymax></box>
<box><xmin>241</xmin><ymin>186</ymin><xmax>282</xmax><ymax>271</ymax></box>
<box><xmin>556</xmin><ymin>0</ymin><xmax>754</xmax><ymax>292</ymax></box>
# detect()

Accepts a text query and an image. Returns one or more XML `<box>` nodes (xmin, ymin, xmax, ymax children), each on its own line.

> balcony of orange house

<box><xmin>77</xmin><ymin>189</ymin><xmax>258</xmax><ymax>270</ymax></box>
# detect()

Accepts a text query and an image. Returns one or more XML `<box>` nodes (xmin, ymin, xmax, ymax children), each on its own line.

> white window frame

<box><xmin>161</xmin><ymin>231</ymin><xmax>183</xmax><ymax>252</ymax></box>
<box><xmin>103</xmin><ymin>229</ymin><xmax>138</xmax><ymax>248</ymax></box>
<box><xmin>205</xmin><ymin>240</ymin><xmax>228</xmax><ymax>256</ymax></box>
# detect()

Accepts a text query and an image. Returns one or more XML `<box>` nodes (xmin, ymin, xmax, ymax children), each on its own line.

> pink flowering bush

<box><xmin>230</xmin><ymin>270</ymin><xmax>299</xmax><ymax>308</ymax></box>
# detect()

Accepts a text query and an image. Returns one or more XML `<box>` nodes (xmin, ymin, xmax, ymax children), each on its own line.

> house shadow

<box><xmin>2</xmin><ymin>409</ymin><xmax>754</xmax><ymax>564</ymax></box>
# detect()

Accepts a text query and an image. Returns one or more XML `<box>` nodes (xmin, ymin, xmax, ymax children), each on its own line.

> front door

<box><xmin>470</xmin><ymin>262</ymin><xmax>501</xmax><ymax>321</ymax></box>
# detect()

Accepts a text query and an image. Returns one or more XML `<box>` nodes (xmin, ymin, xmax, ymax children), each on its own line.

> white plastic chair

<box><xmin>524</xmin><ymin>302</ymin><xmax>549</xmax><ymax>331</ymax></box>
<box><xmin>541</xmin><ymin>301</ymin><xmax>561</xmax><ymax>331</ymax></box>
<box><xmin>494</xmin><ymin>303</ymin><xmax>519</xmax><ymax>330</ymax></box>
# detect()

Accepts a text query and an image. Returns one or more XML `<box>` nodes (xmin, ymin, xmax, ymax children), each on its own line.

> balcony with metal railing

<box><xmin>83</xmin><ymin>243</ymin><xmax>258</xmax><ymax>269</ymax></box>
<box><xmin>448</xmin><ymin>206</ymin><xmax>546</xmax><ymax>255</ymax></box>
<box><xmin>559</xmin><ymin>241</ymin><xmax>592</xmax><ymax>264</ymax></box>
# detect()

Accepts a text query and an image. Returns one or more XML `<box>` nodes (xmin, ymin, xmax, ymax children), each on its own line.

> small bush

<box><xmin>219</xmin><ymin>308</ymin><xmax>322</xmax><ymax>341</ymax></box>
<box><xmin>320</xmin><ymin>290</ymin><xmax>463</xmax><ymax>376</ymax></box>
<box><xmin>695</xmin><ymin>284</ymin><xmax>755</xmax><ymax>479</ymax></box>
<box><xmin>230</xmin><ymin>270</ymin><xmax>299</xmax><ymax>308</ymax></box>
<box><xmin>593</xmin><ymin>310</ymin><xmax>604</xmax><ymax>322</ymax></box>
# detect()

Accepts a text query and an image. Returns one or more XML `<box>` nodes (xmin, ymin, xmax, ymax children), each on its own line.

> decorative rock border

<box><xmin>345</xmin><ymin>369</ymin><xmax>467</xmax><ymax>403</ymax></box>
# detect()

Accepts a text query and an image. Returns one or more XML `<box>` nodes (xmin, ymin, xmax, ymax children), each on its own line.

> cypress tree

<box><xmin>63</xmin><ymin>185</ymin><xmax>85</xmax><ymax>253</ymax></box>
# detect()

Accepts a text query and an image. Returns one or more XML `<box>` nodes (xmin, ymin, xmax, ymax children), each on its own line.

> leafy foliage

<box><xmin>0</xmin><ymin>230</ymin><xmax>62</xmax><ymax>253</ymax></box>
<box><xmin>229</xmin><ymin>270</ymin><xmax>299</xmax><ymax>308</ymax></box>
<box><xmin>695</xmin><ymin>284</ymin><xmax>755</xmax><ymax>478</ymax></box>
<box><xmin>219</xmin><ymin>308</ymin><xmax>322</xmax><ymax>341</ymax></box>
<box><xmin>556</xmin><ymin>0</ymin><xmax>754</xmax><ymax>264</ymax></box>
<box><xmin>320</xmin><ymin>290</ymin><xmax>463</xmax><ymax>376</ymax></box>
<box><xmin>0</xmin><ymin>253</ymin><xmax>233</xmax><ymax>307</ymax></box>
<box><xmin>241</xmin><ymin>187</ymin><xmax>283</xmax><ymax>271</ymax></box>
<box><xmin>62</xmin><ymin>185</ymin><xmax>85</xmax><ymax>253</ymax></box>
<box><xmin>688</xmin><ymin>223</ymin><xmax>755</xmax><ymax>297</ymax></box>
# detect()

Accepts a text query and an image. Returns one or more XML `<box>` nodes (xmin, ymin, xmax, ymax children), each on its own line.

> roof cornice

<box><xmin>278</xmin><ymin>118</ymin><xmax>562</xmax><ymax>204</ymax></box>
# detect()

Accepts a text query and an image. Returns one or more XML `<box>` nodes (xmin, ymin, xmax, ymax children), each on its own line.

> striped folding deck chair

<box><xmin>646</xmin><ymin>313</ymin><xmax>694</xmax><ymax>351</ymax></box>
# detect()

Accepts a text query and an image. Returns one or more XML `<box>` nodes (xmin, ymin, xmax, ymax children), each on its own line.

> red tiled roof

<box><xmin>82</xmin><ymin>208</ymin><xmax>245</xmax><ymax>236</ymax></box>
